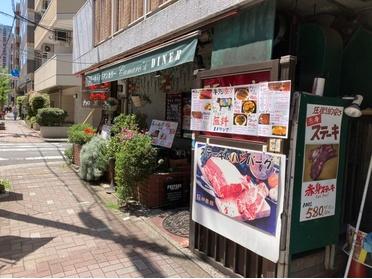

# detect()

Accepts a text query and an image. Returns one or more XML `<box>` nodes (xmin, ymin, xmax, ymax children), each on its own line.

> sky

<box><xmin>0</xmin><ymin>0</ymin><xmax>16</xmax><ymax>27</ymax></box>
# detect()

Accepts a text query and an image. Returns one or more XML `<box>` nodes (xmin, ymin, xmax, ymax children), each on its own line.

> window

<box><xmin>94</xmin><ymin>0</ymin><xmax>112</xmax><ymax>44</ymax></box>
<box><xmin>116</xmin><ymin>0</ymin><xmax>131</xmax><ymax>30</ymax></box>
<box><xmin>96</xmin><ymin>0</ymin><xmax>176</xmax><ymax>43</ymax></box>
<box><xmin>54</xmin><ymin>30</ymin><xmax>71</xmax><ymax>43</ymax></box>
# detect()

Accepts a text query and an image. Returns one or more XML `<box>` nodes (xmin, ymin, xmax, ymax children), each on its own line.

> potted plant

<box><xmin>106</xmin><ymin>114</ymin><xmax>141</xmax><ymax>184</ymax></box>
<box><xmin>114</xmin><ymin>130</ymin><xmax>157</xmax><ymax>204</ymax></box>
<box><xmin>0</xmin><ymin>178</ymin><xmax>11</xmax><ymax>196</ymax></box>
<box><xmin>36</xmin><ymin>108</ymin><xmax>68</xmax><ymax>138</ymax></box>
<box><xmin>79</xmin><ymin>136</ymin><xmax>109</xmax><ymax>181</ymax></box>
<box><xmin>67</xmin><ymin>123</ymin><xmax>96</xmax><ymax>166</ymax></box>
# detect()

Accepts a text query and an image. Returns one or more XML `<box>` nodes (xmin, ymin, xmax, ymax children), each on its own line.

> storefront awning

<box><xmin>85</xmin><ymin>37</ymin><xmax>198</xmax><ymax>85</ymax></box>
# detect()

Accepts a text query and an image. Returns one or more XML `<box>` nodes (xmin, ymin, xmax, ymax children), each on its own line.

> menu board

<box><xmin>148</xmin><ymin>120</ymin><xmax>178</xmax><ymax>148</ymax></box>
<box><xmin>166</xmin><ymin>93</ymin><xmax>182</xmax><ymax>136</ymax></box>
<box><xmin>190</xmin><ymin>81</ymin><xmax>291</xmax><ymax>138</ymax></box>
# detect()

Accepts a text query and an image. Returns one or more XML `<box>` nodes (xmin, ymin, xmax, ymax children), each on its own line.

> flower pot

<box><xmin>33</xmin><ymin>123</ymin><xmax>40</xmax><ymax>131</ymax></box>
<box><xmin>135</xmin><ymin>171</ymin><xmax>190</xmax><ymax>208</ymax></box>
<box><xmin>73</xmin><ymin>143</ymin><xmax>82</xmax><ymax>166</ymax></box>
<box><xmin>348</xmin><ymin>259</ymin><xmax>367</xmax><ymax>278</ymax></box>
<box><xmin>106</xmin><ymin>158</ymin><xmax>115</xmax><ymax>184</ymax></box>
<box><xmin>39</xmin><ymin>126</ymin><xmax>69</xmax><ymax>138</ymax></box>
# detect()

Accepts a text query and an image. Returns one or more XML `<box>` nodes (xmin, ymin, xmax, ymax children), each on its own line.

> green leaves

<box><xmin>36</xmin><ymin>107</ymin><xmax>67</xmax><ymax>126</ymax></box>
<box><xmin>79</xmin><ymin>136</ymin><xmax>109</xmax><ymax>181</ymax></box>
<box><xmin>0</xmin><ymin>68</ymin><xmax>11</xmax><ymax>108</ymax></box>
<box><xmin>67</xmin><ymin>123</ymin><xmax>96</xmax><ymax>145</ymax></box>
<box><xmin>114</xmin><ymin>133</ymin><xmax>157</xmax><ymax>201</ymax></box>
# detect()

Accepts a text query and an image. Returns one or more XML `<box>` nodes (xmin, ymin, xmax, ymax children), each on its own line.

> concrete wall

<box><xmin>72</xmin><ymin>85</ymin><xmax>102</xmax><ymax>127</ymax></box>
<box><xmin>73</xmin><ymin>0</ymin><xmax>259</xmax><ymax>74</ymax></box>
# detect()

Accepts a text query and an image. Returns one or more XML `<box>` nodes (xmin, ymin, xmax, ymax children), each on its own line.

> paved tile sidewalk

<box><xmin>0</xmin><ymin>162</ymin><xmax>211</xmax><ymax>278</ymax></box>
<box><xmin>0</xmin><ymin>116</ymin><xmax>43</xmax><ymax>143</ymax></box>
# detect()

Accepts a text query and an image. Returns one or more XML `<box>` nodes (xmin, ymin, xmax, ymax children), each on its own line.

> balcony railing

<box><xmin>94</xmin><ymin>0</ymin><xmax>178</xmax><ymax>45</ymax></box>
<box><xmin>34</xmin><ymin>54</ymin><xmax>80</xmax><ymax>92</ymax></box>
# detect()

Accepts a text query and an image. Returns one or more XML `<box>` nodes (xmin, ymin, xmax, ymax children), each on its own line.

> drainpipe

<box><xmin>59</xmin><ymin>88</ymin><xmax>63</xmax><ymax>108</ymax></box>
<box><xmin>123</xmin><ymin>79</ymin><xmax>128</xmax><ymax>115</ymax></box>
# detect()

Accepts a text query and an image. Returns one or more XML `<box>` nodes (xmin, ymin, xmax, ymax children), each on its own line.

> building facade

<box><xmin>0</xmin><ymin>24</ymin><xmax>12</xmax><ymax>70</ymax></box>
<box><xmin>9</xmin><ymin>3</ymin><xmax>21</xmax><ymax>105</ymax></box>
<box><xmin>33</xmin><ymin>0</ymin><xmax>87</xmax><ymax>123</ymax></box>
<box><xmin>19</xmin><ymin>0</ymin><xmax>39</xmax><ymax>94</ymax></box>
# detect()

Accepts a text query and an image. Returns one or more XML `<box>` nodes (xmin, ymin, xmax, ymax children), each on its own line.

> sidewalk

<box><xmin>0</xmin><ymin>161</ymin><xmax>214</xmax><ymax>278</ymax></box>
<box><xmin>0</xmin><ymin>115</ymin><xmax>43</xmax><ymax>143</ymax></box>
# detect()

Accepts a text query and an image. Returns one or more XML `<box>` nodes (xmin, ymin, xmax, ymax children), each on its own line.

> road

<box><xmin>0</xmin><ymin>142</ymin><xmax>71</xmax><ymax>166</ymax></box>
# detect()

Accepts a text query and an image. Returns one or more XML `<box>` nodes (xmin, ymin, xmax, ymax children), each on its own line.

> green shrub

<box><xmin>111</xmin><ymin>114</ymin><xmax>139</xmax><ymax>136</ymax></box>
<box><xmin>67</xmin><ymin>123</ymin><xmax>96</xmax><ymax>145</ymax></box>
<box><xmin>29</xmin><ymin>94</ymin><xmax>50</xmax><ymax>116</ymax></box>
<box><xmin>16</xmin><ymin>96</ymin><xmax>25</xmax><ymax>106</ymax></box>
<box><xmin>36</xmin><ymin>107</ymin><xmax>67</xmax><ymax>126</ymax></box>
<box><xmin>21</xmin><ymin>94</ymin><xmax>31</xmax><ymax>118</ymax></box>
<box><xmin>0</xmin><ymin>178</ymin><xmax>11</xmax><ymax>193</ymax></box>
<box><xmin>114</xmin><ymin>133</ymin><xmax>157</xmax><ymax>201</ymax></box>
<box><xmin>79</xmin><ymin>136</ymin><xmax>109</xmax><ymax>181</ymax></box>
<box><xmin>30</xmin><ymin>116</ymin><xmax>37</xmax><ymax>125</ymax></box>
<box><xmin>64</xmin><ymin>146</ymin><xmax>73</xmax><ymax>164</ymax></box>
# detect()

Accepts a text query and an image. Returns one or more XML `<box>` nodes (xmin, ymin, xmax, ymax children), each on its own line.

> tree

<box><xmin>0</xmin><ymin>68</ymin><xmax>11</xmax><ymax>110</ymax></box>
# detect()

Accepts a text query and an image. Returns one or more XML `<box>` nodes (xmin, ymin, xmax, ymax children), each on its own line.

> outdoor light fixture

<box><xmin>344</xmin><ymin>94</ymin><xmax>363</xmax><ymax>118</ymax></box>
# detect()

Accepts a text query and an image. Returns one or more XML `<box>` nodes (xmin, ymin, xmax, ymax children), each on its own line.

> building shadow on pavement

<box><xmin>0</xmin><ymin>192</ymin><xmax>23</xmax><ymax>202</ymax></box>
<box><xmin>0</xmin><ymin>236</ymin><xmax>54</xmax><ymax>270</ymax></box>
<box><xmin>0</xmin><ymin>208</ymin><xmax>192</xmax><ymax>277</ymax></box>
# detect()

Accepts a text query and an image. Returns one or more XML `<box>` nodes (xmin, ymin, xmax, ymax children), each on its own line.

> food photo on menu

<box><xmin>194</xmin><ymin>143</ymin><xmax>282</xmax><ymax>235</ymax></box>
<box><xmin>190</xmin><ymin>81</ymin><xmax>291</xmax><ymax>138</ymax></box>
<box><xmin>303</xmin><ymin>144</ymin><xmax>339</xmax><ymax>182</ymax></box>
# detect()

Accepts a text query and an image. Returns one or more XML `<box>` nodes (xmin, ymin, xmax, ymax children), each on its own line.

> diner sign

<box><xmin>190</xmin><ymin>81</ymin><xmax>291</xmax><ymax>138</ymax></box>
<box><xmin>85</xmin><ymin>38</ymin><xmax>198</xmax><ymax>85</ymax></box>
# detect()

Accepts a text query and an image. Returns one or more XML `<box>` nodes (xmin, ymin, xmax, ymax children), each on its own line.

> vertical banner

<box><xmin>192</xmin><ymin>142</ymin><xmax>286</xmax><ymax>262</ymax></box>
<box><xmin>300</xmin><ymin>104</ymin><xmax>343</xmax><ymax>222</ymax></box>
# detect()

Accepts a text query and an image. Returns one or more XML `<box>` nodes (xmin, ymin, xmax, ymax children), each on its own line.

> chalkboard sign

<box><xmin>166</xmin><ymin>93</ymin><xmax>182</xmax><ymax>136</ymax></box>
<box><xmin>165</xmin><ymin>181</ymin><xmax>185</xmax><ymax>207</ymax></box>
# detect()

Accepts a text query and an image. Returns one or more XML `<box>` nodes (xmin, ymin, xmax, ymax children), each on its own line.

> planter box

<box><xmin>73</xmin><ymin>143</ymin><xmax>82</xmax><ymax>166</ymax></box>
<box><xmin>40</xmin><ymin>126</ymin><xmax>69</xmax><ymax>138</ymax></box>
<box><xmin>135</xmin><ymin>169</ymin><xmax>190</xmax><ymax>209</ymax></box>
<box><xmin>33</xmin><ymin>123</ymin><xmax>40</xmax><ymax>131</ymax></box>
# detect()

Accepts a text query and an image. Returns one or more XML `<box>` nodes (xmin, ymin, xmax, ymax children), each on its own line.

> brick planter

<box><xmin>73</xmin><ymin>143</ymin><xmax>82</xmax><ymax>166</ymax></box>
<box><xmin>135</xmin><ymin>170</ymin><xmax>190</xmax><ymax>209</ymax></box>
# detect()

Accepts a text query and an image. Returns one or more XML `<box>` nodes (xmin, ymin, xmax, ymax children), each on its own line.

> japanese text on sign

<box><xmin>300</xmin><ymin>104</ymin><xmax>343</xmax><ymax>222</ymax></box>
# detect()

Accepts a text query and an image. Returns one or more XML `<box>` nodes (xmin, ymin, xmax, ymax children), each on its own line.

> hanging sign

<box><xmin>192</xmin><ymin>142</ymin><xmax>286</xmax><ymax>262</ymax></box>
<box><xmin>81</xmin><ymin>83</ymin><xmax>110</xmax><ymax>108</ymax></box>
<box><xmin>300</xmin><ymin>104</ymin><xmax>343</xmax><ymax>222</ymax></box>
<box><xmin>190</xmin><ymin>81</ymin><xmax>291</xmax><ymax>138</ymax></box>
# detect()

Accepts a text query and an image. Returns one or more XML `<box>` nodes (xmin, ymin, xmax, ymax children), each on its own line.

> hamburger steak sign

<box><xmin>192</xmin><ymin>142</ymin><xmax>286</xmax><ymax>262</ymax></box>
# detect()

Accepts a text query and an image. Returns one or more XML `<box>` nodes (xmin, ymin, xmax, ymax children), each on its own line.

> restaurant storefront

<box><xmin>75</xmin><ymin>0</ymin><xmax>372</xmax><ymax>277</ymax></box>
